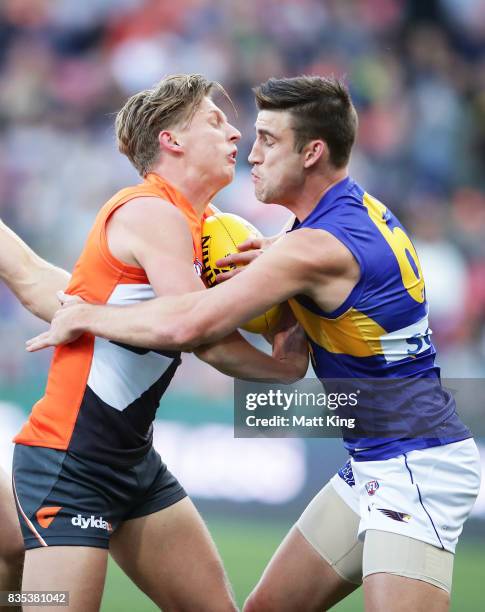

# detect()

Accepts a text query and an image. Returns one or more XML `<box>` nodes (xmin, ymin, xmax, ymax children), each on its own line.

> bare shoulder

<box><xmin>106</xmin><ymin>196</ymin><xmax>193</xmax><ymax>267</ymax></box>
<box><xmin>112</xmin><ymin>196</ymin><xmax>188</xmax><ymax>229</ymax></box>
<box><xmin>109</xmin><ymin>196</ymin><xmax>193</xmax><ymax>246</ymax></box>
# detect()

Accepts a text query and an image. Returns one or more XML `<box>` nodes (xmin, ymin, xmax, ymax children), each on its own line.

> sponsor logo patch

<box><xmin>71</xmin><ymin>514</ymin><xmax>113</xmax><ymax>532</ymax></box>
<box><xmin>36</xmin><ymin>506</ymin><xmax>62</xmax><ymax>529</ymax></box>
<box><xmin>378</xmin><ymin>508</ymin><xmax>411</xmax><ymax>523</ymax></box>
<box><xmin>365</xmin><ymin>480</ymin><xmax>379</xmax><ymax>496</ymax></box>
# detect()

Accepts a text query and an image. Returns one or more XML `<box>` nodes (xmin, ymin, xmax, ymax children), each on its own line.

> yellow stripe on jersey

<box><xmin>362</xmin><ymin>193</ymin><xmax>425</xmax><ymax>304</ymax></box>
<box><xmin>288</xmin><ymin>298</ymin><xmax>386</xmax><ymax>357</ymax></box>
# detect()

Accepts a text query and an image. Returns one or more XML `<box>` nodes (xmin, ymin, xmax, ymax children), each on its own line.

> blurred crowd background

<box><xmin>0</xmin><ymin>0</ymin><xmax>484</xmax><ymax>384</ymax></box>
<box><xmin>0</xmin><ymin>2</ymin><xmax>484</xmax><ymax>608</ymax></box>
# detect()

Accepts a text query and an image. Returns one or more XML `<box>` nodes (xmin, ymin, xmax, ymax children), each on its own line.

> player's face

<box><xmin>248</xmin><ymin>110</ymin><xmax>306</xmax><ymax>205</ymax></box>
<box><xmin>178</xmin><ymin>97</ymin><xmax>241</xmax><ymax>191</ymax></box>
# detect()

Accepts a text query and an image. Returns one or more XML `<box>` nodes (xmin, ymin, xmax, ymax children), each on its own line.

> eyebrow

<box><xmin>208</xmin><ymin>108</ymin><xmax>228</xmax><ymax>122</ymax></box>
<box><xmin>255</xmin><ymin>127</ymin><xmax>277</xmax><ymax>139</ymax></box>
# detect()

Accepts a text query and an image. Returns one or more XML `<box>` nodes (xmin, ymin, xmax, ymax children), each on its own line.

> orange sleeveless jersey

<box><xmin>15</xmin><ymin>173</ymin><xmax>213</xmax><ymax>465</ymax></box>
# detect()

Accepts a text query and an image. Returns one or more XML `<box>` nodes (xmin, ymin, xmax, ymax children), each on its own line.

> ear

<box><xmin>303</xmin><ymin>140</ymin><xmax>327</xmax><ymax>169</ymax></box>
<box><xmin>159</xmin><ymin>130</ymin><xmax>183</xmax><ymax>154</ymax></box>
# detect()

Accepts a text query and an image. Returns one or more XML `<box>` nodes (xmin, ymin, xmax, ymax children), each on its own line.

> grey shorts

<box><xmin>13</xmin><ymin>444</ymin><xmax>186</xmax><ymax>550</ymax></box>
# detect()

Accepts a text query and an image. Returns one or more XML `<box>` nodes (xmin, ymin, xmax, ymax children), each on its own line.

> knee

<box><xmin>243</xmin><ymin>588</ymin><xmax>278</xmax><ymax>612</ymax></box>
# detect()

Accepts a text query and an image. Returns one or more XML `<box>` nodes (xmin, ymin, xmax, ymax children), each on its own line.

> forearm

<box><xmin>74</xmin><ymin>281</ymin><xmax>272</xmax><ymax>351</ymax></box>
<box><xmin>74</xmin><ymin>292</ymin><xmax>201</xmax><ymax>350</ymax></box>
<box><xmin>2</xmin><ymin>257</ymin><xmax>70</xmax><ymax>323</ymax></box>
<box><xmin>76</xmin><ymin>298</ymin><xmax>302</xmax><ymax>381</ymax></box>
<box><xmin>28</xmin><ymin>232</ymin><xmax>317</xmax><ymax>353</ymax></box>
<box><xmin>12</xmin><ymin>263</ymin><xmax>70</xmax><ymax>322</ymax></box>
<box><xmin>194</xmin><ymin>331</ymin><xmax>304</xmax><ymax>383</ymax></box>
<box><xmin>0</xmin><ymin>220</ymin><xmax>70</xmax><ymax>322</ymax></box>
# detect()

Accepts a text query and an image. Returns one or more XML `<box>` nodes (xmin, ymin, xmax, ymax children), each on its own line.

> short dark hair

<box><xmin>253</xmin><ymin>76</ymin><xmax>357</xmax><ymax>168</ymax></box>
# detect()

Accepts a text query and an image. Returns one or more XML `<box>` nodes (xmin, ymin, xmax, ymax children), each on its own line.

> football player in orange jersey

<box><xmin>6</xmin><ymin>75</ymin><xmax>308</xmax><ymax>612</ymax></box>
<box><xmin>0</xmin><ymin>219</ymin><xmax>70</xmax><ymax>610</ymax></box>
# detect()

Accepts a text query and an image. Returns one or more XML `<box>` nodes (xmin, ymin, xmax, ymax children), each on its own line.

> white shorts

<box><xmin>331</xmin><ymin>438</ymin><xmax>481</xmax><ymax>553</ymax></box>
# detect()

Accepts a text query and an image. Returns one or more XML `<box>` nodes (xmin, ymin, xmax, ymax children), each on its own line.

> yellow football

<box><xmin>202</xmin><ymin>213</ymin><xmax>282</xmax><ymax>334</ymax></box>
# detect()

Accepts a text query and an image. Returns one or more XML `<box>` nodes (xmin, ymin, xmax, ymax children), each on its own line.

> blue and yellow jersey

<box><xmin>289</xmin><ymin>176</ymin><xmax>470</xmax><ymax>460</ymax></box>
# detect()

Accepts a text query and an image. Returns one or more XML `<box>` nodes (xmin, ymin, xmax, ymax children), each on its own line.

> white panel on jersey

<box><xmin>379</xmin><ymin>315</ymin><xmax>432</xmax><ymax>363</ymax></box>
<box><xmin>86</xmin><ymin>283</ymin><xmax>175</xmax><ymax>410</ymax></box>
<box><xmin>108</xmin><ymin>283</ymin><xmax>157</xmax><ymax>305</ymax></box>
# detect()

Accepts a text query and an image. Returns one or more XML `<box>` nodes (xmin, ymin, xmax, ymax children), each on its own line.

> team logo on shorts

<box><xmin>365</xmin><ymin>480</ymin><xmax>379</xmax><ymax>496</ymax></box>
<box><xmin>378</xmin><ymin>508</ymin><xmax>411</xmax><ymax>523</ymax></box>
<box><xmin>35</xmin><ymin>506</ymin><xmax>62</xmax><ymax>529</ymax></box>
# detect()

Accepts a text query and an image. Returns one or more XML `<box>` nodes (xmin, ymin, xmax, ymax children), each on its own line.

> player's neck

<box><xmin>290</xmin><ymin>168</ymin><xmax>349</xmax><ymax>222</ymax></box>
<box><xmin>149</xmin><ymin>164</ymin><xmax>219</xmax><ymax>218</ymax></box>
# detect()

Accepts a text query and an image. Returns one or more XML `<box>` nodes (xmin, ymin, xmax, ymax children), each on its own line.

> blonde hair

<box><xmin>115</xmin><ymin>74</ymin><xmax>219</xmax><ymax>176</ymax></box>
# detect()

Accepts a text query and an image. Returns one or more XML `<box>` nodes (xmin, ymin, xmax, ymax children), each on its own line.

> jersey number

<box><xmin>363</xmin><ymin>193</ymin><xmax>425</xmax><ymax>303</ymax></box>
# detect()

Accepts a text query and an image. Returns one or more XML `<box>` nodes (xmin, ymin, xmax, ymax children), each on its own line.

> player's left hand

<box><xmin>26</xmin><ymin>302</ymin><xmax>86</xmax><ymax>352</ymax></box>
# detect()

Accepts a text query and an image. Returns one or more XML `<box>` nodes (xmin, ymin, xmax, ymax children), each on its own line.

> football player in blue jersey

<box><xmin>28</xmin><ymin>76</ymin><xmax>481</xmax><ymax>612</ymax></box>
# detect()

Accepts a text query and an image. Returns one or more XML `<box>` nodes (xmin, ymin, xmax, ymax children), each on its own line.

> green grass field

<box><xmin>101</xmin><ymin>516</ymin><xmax>483</xmax><ymax>611</ymax></box>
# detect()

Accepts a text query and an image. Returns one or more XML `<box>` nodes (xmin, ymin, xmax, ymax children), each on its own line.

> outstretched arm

<box><xmin>0</xmin><ymin>220</ymin><xmax>70</xmax><ymax>322</ymax></box>
<box><xmin>74</xmin><ymin>235</ymin><xmax>305</xmax><ymax>349</ymax></box>
<box><xmin>26</xmin><ymin>226</ymin><xmax>355</xmax><ymax>355</ymax></box>
<box><xmin>26</xmin><ymin>199</ymin><xmax>308</xmax><ymax>382</ymax></box>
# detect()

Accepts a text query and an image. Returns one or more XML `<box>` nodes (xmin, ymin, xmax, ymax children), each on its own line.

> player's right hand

<box><xmin>214</xmin><ymin>236</ymin><xmax>274</xmax><ymax>282</ymax></box>
<box><xmin>25</xmin><ymin>302</ymin><xmax>86</xmax><ymax>352</ymax></box>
